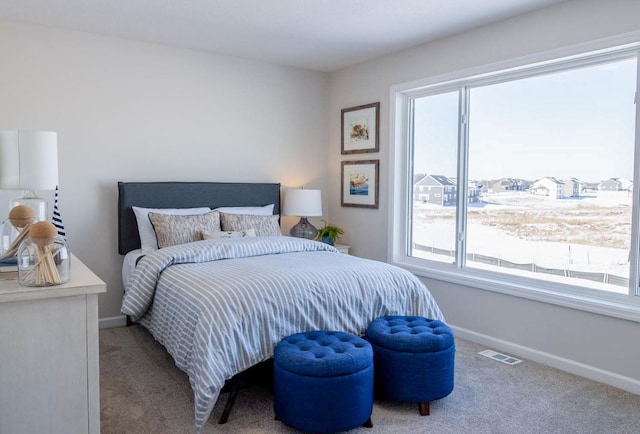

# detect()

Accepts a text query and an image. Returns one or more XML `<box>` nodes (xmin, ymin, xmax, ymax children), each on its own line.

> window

<box><xmin>392</xmin><ymin>38</ymin><xmax>640</xmax><ymax>317</ymax></box>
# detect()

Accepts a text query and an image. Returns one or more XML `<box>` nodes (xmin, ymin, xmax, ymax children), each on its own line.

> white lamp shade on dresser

<box><xmin>0</xmin><ymin>130</ymin><xmax>58</xmax><ymax>190</ymax></box>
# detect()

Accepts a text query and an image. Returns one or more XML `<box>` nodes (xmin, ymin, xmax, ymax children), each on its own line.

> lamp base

<box><xmin>289</xmin><ymin>217</ymin><xmax>318</xmax><ymax>240</ymax></box>
<box><xmin>11</xmin><ymin>190</ymin><xmax>47</xmax><ymax>223</ymax></box>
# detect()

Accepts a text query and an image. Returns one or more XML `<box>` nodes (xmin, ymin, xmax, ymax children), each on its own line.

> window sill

<box><xmin>394</xmin><ymin>257</ymin><xmax>640</xmax><ymax>323</ymax></box>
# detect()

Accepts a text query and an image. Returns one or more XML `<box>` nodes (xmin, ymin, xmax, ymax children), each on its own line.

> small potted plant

<box><xmin>315</xmin><ymin>220</ymin><xmax>344</xmax><ymax>246</ymax></box>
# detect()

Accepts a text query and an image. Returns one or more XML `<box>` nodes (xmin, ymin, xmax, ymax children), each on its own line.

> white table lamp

<box><xmin>0</xmin><ymin>130</ymin><xmax>59</xmax><ymax>223</ymax></box>
<box><xmin>283</xmin><ymin>188</ymin><xmax>322</xmax><ymax>239</ymax></box>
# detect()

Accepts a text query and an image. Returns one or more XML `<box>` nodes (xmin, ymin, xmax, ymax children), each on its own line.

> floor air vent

<box><xmin>478</xmin><ymin>349</ymin><xmax>522</xmax><ymax>365</ymax></box>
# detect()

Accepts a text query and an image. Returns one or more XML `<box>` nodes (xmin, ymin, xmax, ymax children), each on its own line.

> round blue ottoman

<box><xmin>366</xmin><ymin>316</ymin><xmax>455</xmax><ymax>416</ymax></box>
<box><xmin>273</xmin><ymin>330</ymin><xmax>374</xmax><ymax>433</ymax></box>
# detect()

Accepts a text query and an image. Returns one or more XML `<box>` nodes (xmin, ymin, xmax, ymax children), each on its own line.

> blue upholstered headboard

<box><xmin>117</xmin><ymin>181</ymin><xmax>281</xmax><ymax>255</ymax></box>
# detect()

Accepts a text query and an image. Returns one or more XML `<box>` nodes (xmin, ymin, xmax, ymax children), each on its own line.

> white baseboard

<box><xmin>99</xmin><ymin>315</ymin><xmax>127</xmax><ymax>329</ymax></box>
<box><xmin>451</xmin><ymin>325</ymin><xmax>640</xmax><ymax>396</ymax></box>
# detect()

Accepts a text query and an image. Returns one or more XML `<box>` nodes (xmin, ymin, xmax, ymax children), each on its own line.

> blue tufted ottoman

<box><xmin>366</xmin><ymin>315</ymin><xmax>455</xmax><ymax>416</ymax></box>
<box><xmin>273</xmin><ymin>330</ymin><xmax>374</xmax><ymax>433</ymax></box>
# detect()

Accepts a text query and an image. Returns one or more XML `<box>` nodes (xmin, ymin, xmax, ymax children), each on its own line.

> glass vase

<box><xmin>0</xmin><ymin>219</ymin><xmax>18</xmax><ymax>259</ymax></box>
<box><xmin>17</xmin><ymin>235</ymin><xmax>70</xmax><ymax>287</ymax></box>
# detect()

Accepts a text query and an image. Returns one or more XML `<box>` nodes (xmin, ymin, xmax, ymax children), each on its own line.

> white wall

<box><xmin>329</xmin><ymin>0</ymin><xmax>640</xmax><ymax>389</ymax></box>
<box><xmin>0</xmin><ymin>21</ymin><xmax>330</xmax><ymax>320</ymax></box>
<box><xmin>3</xmin><ymin>0</ymin><xmax>640</xmax><ymax>392</ymax></box>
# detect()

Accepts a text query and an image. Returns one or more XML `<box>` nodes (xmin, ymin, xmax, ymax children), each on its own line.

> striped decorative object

<box><xmin>53</xmin><ymin>185</ymin><xmax>66</xmax><ymax>239</ymax></box>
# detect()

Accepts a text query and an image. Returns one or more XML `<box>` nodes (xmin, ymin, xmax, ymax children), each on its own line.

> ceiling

<box><xmin>0</xmin><ymin>0</ymin><xmax>567</xmax><ymax>72</ymax></box>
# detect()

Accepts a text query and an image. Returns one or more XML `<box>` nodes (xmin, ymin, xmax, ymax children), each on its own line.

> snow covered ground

<box><xmin>412</xmin><ymin>191</ymin><xmax>632</xmax><ymax>294</ymax></box>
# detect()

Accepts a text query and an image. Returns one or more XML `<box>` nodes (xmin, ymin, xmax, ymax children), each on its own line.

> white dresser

<box><xmin>0</xmin><ymin>254</ymin><xmax>106</xmax><ymax>434</ymax></box>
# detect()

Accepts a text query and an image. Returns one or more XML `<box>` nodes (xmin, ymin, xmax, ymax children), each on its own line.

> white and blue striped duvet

<box><xmin>121</xmin><ymin>236</ymin><xmax>443</xmax><ymax>432</ymax></box>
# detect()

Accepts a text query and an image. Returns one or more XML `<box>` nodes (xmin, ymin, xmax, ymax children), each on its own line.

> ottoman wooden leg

<box><xmin>419</xmin><ymin>402</ymin><xmax>430</xmax><ymax>416</ymax></box>
<box><xmin>362</xmin><ymin>417</ymin><xmax>373</xmax><ymax>428</ymax></box>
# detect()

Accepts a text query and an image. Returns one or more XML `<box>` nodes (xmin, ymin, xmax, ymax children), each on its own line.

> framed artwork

<box><xmin>341</xmin><ymin>160</ymin><xmax>379</xmax><ymax>209</ymax></box>
<box><xmin>341</xmin><ymin>102</ymin><xmax>379</xmax><ymax>154</ymax></box>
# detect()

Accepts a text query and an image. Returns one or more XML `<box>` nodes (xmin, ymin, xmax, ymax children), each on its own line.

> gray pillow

<box><xmin>148</xmin><ymin>211</ymin><xmax>221</xmax><ymax>248</ymax></box>
<box><xmin>220</xmin><ymin>213</ymin><xmax>281</xmax><ymax>237</ymax></box>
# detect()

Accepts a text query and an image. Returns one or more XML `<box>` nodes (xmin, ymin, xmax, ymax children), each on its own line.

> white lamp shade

<box><xmin>0</xmin><ymin>130</ymin><xmax>58</xmax><ymax>190</ymax></box>
<box><xmin>283</xmin><ymin>188</ymin><xmax>322</xmax><ymax>217</ymax></box>
<box><xmin>0</xmin><ymin>131</ymin><xmax>20</xmax><ymax>189</ymax></box>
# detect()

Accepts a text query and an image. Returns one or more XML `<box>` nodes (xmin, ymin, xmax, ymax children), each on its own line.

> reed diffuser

<box><xmin>17</xmin><ymin>221</ymin><xmax>70</xmax><ymax>287</ymax></box>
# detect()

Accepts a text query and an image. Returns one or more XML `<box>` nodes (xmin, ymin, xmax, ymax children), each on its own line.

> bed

<box><xmin>118</xmin><ymin>181</ymin><xmax>444</xmax><ymax>432</ymax></box>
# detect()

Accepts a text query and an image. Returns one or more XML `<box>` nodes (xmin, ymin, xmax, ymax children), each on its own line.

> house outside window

<box><xmin>391</xmin><ymin>37</ymin><xmax>640</xmax><ymax>319</ymax></box>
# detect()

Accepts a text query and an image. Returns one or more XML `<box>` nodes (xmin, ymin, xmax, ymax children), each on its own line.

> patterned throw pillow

<box><xmin>133</xmin><ymin>206</ymin><xmax>211</xmax><ymax>252</ymax></box>
<box><xmin>219</xmin><ymin>213</ymin><xmax>281</xmax><ymax>237</ymax></box>
<box><xmin>148</xmin><ymin>211</ymin><xmax>221</xmax><ymax>248</ymax></box>
<box><xmin>201</xmin><ymin>228</ymin><xmax>257</xmax><ymax>239</ymax></box>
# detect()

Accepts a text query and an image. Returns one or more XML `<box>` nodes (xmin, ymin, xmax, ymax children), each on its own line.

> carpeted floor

<box><xmin>99</xmin><ymin>325</ymin><xmax>640</xmax><ymax>433</ymax></box>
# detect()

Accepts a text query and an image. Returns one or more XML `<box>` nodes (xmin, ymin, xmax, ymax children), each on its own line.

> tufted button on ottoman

<box><xmin>366</xmin><ymin>315</ymin><xmax>455</xmax><ymax>416</ymax></box>
<box><xmin>273</xmin><ymin>330</ymin><xmax>374</xmax><ymax>433</ymax></box>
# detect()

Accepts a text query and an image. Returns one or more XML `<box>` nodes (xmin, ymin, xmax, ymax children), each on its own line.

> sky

<box><xmin>413</xmin><ymin>56</ymin><xmax>637</xmax><ymax>183</ymax></box>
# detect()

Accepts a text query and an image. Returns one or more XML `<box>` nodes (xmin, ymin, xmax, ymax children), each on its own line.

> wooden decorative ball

<box><xmin>9</xmin><ymin>205</ymin><xmax>36</xmax><ymax>229</ymax></box>
<box><xmin>29</xmin><ymin>221</ymin><xmax>58</xmax><ymax>247</ymax></box>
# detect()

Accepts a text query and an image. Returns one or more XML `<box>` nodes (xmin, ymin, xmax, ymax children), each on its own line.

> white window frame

<box><xmin>389</xmin><ymin>32</ymin><xmax>640</xmax><ymax>322</ymax></box>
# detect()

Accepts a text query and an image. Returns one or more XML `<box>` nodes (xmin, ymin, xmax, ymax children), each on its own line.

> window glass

<box><xmin>407</xmin><ymin>53</ymin><xmax>638</xmax><ymax>296</ymax></box>
<box><xmin>411</xmin><ymin>91</ymin><xmax>459</xmax><ymax>264</ymax></box>
<box><xmin>466</xmin><ymin>58</ymin><xmax>636</xmax><ymax>293</ymax></box>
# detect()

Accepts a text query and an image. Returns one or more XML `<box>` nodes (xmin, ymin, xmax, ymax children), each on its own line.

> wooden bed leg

<box><xmin>419</xmin><ymin>401</ymin><xmax>430</xmax><ymax>416</ymax></box>
<box><xmin>218</xmin><ymin>389</ymin><xmax>239</xmax><ymax>424</ymax></box>
<box><xmin>362</xmin><ymin>417</ymin><xmax>373</xmax><ymax>428</ymax></box>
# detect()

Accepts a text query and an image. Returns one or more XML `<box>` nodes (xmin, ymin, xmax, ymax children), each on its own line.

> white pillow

<box><xmin>132</xmin><ymin>206</ymin><xmax>211</xmax><ymax>252</ymax></box>
<box><xmin>213</xmin><ymin>204</ymin><xmax>274</xmax><ymax>216</ymax></box>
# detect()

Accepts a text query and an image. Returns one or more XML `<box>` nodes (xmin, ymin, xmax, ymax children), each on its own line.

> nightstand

<box><xmin>0</xmin><ymin>254</ymin><xmax>106</xmax><ymax>434</ymax></box>
<box><xmin>334</xmin><ymin>244</ymin><xmax>350</xmax><ymax>254</ymax></box>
